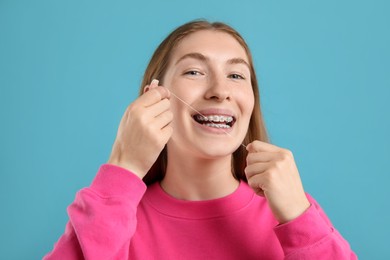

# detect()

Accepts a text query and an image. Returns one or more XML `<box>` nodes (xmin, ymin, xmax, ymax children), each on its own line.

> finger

<box><xmin>136</xmin><ymin>87</ymin><xmax>170</xmax><ymax>107</ymax></box>
<box><xmin>150</xmin><ymin>79</ymin><xmax>159</xmax><ymax>89</ymax></box>
<box><xmin>161</xmin><ymin>121</ymin><xmax>173</xmax><ymax>135</ymax></box>
<box><xmin>159</xmin><ymin>123</ymin><xmax>174</xmax><ymax>143</ymax></box>
<box><xmin>143</xmin><ymin>98</ymin><xmax>171</xmax><ymax>119</ymax></box>
<box><xmin>150</xmin><ymin>110</ymin><xmax>173</xmax><ymax>130</ymax></box>
<box><xmin>244</xmin><ymin>162</ymin><xmax>269</xmax><ymax>179</ymax></box>
<box><xmin>150</xmin><ymin>79</ymin><xmax>171</xmax><ymax>99</ymax></box>
<box><xmin>152</xmin><ymin>120</ymin><xmax>173</xmax><ymax>148</ymax></box>
<box><xmin>143</xmin><ymin>79</ymin><xmax>160</xmax><ymax>93</ymax></box>
<box><xmin>247</xmin><ymin>174</ymin><xmax>266</xmax><ymax>197</ymax></box>
<box><xmin>246</xmin><ymin>140</ymin><xmax>281</xmax><ymax>153</ymax></box>
<box><xmin>246</xmin><ymin>151</ymin><xmax>280</xmax><ymax>164</ymax></box>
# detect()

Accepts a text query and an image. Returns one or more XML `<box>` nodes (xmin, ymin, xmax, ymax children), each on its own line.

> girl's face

<box><xmin>163</xmin><ymin>30</ymin><xmax>254</xmax><ymax>158</ymax></box>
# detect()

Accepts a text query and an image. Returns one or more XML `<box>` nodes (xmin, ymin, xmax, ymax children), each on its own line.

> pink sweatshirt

<box><xmin>44</xmin><ymin>164</ymin><xmax>357</xmax><ymax>259</ymax></box>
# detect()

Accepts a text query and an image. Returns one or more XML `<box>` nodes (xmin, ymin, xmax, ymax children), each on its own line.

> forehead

<box><xmin>171</xmin><ymin>30</ymin><xmax>249</xmax><ymax>63</ymax></box>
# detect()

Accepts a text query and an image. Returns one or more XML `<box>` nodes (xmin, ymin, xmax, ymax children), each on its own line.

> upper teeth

<box><xmin>196</xmin><ymin>114</ymin><xmax>233</xmax><ymax>123</ymax></box>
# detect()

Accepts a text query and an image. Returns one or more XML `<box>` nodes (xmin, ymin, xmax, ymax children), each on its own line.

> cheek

<box><xmin>237</xmin><ymin>88</ymin><xmax>255</xmax><ymax>118</ymax></box>
<box><xmin>170</xmin><ymin>83</ymin><xmax>204</xmax><ymax>111</ymax></box>
<box><xmin>170</xmin><ymin>99</ymin><xmax>183</xmax><ymax>120</ymax></box>
<box><xmin>170</xmin><ymin>97</ymin><xmax>191</xmax><ymax>127</ymax></box>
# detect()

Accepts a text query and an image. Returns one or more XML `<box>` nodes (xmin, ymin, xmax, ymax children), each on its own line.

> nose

<box><xmin>204</xmin><ymin>73</ymin><xmax>231</xmax><ymax>102</ymax></box>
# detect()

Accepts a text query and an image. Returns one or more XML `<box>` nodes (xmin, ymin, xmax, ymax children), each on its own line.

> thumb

<box><xmin>246</xmin><ymin>142</ymin><xmax>257</xmax><ymax>153</ymax></box>
<box><xmin>150</xmin><ymin>79</ymin><xmax>159</xmax><ymax>89</ymax></box>
<box><xmin>246</xmin><ymin>140</ymin><xmax>278</xmax><ymax>153</ymax></box>
<box><xmin>144</xmin><ymin>79</ymin><xmax>160</xmax><ymax>93</ymax></box>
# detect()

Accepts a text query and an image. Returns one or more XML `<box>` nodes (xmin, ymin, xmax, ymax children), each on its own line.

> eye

<box><xmin>228</xmin><ymin>73</ymin><xmax>245</xmax><ymax>80</ymax></box>
<box><xmin>184</xmin><ymin>70</ymin><xmax>203</xmax><ymax>76</ymax></box>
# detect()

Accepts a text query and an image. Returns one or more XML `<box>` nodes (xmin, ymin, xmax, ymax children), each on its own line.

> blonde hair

<box><xmin>140</xmin><ymin>20</ymin><xmax>268</xmax><ymax>185</ymax></box>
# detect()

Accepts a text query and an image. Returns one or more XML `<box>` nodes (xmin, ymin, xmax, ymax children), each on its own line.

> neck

<box><xmin>161</xmin><ymin>148</ymin><xmax>239</xmax><ymax>201</ymax></box>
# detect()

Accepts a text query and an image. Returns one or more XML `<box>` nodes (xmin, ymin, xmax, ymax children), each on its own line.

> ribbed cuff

<box><xmin>274</xmin><ymin>204</ymin><xmax>332</xmax><ymax>256</ymax></box>
<box><xmin>90</xmin><ymin>164</ymin><xmax>147</xmax><ymax>201</ymax></box>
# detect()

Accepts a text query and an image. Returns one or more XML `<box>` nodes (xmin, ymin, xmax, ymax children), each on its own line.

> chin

<box><xmin>191</xmin><ymin>141</ymin><xmax>240</xmax><ymax>159</ymax></box>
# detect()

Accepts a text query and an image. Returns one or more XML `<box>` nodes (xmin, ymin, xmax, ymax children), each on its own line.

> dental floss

<box><xmin>152</xmin><ymin>80</ymin><xmax>247</xmax><ymax>149</ymax></box>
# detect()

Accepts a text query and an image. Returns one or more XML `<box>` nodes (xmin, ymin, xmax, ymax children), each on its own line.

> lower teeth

<box><xmin>204</xmin><ymin>123</ymin><xmax>230</xmax><ymax>129</ymax></box>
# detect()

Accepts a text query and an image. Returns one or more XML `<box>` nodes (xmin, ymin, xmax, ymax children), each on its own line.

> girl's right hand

<box><xmin>107</xmin><ymin>80</ymin><xmax>173</xmax><ymax>179</ymax></box>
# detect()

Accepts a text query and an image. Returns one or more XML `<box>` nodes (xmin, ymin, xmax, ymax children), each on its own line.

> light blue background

<box><xmin>1</xmin><ymin>0</ymin><xmax>389</xmax><ymax>259</ymax></box>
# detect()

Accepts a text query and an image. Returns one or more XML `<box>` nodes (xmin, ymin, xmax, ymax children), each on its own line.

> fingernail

<box><xmin>151</xmin><ymin>79</ymin><xmax>159</xmax><ymax>86</ymax></box>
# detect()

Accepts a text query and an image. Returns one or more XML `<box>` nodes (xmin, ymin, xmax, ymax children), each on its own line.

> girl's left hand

<box><xmin>245</xmin><ymin>140</ymin><xmax>310</xmax><ymax>223</ymax></box>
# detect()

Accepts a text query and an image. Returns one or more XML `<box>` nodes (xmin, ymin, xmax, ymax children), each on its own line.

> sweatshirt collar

<box><xmin>143</xmin><ymin>181</ymin><xmax>255</xmax><ymax>219</ymax></box>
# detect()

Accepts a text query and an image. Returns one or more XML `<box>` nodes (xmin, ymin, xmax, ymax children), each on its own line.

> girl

<box><xmin>45</xmin><ymin>20</ymin><xmax>357</xmax><ymax>259</ymax></box>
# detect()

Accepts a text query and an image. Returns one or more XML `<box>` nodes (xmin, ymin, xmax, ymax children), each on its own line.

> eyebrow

<box><xmin>227</xmin><ymin>57</ymin><xmax>250</xmax><ymax>70</ymax></box>
<box><xmin>175</xmin><ymin>52</ymin><xmax>209</xmax><ymax>65</ymax></box>
<box><xmin>175</xmin><ymin>52</ymin><xmax>250</xmax><ymax>70</ymax></box>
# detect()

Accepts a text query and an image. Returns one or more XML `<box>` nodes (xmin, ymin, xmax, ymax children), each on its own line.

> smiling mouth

<box><xmin>192</xmin><ymin>114</ymin><xmax>236</xmax><ymax>129</ymax></box>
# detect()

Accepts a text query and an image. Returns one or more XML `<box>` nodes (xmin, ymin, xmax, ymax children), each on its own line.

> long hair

<box><xmin>139</xmin><ymin>20</ymin><xmax>269</xmax><ymax>185</ymax></box>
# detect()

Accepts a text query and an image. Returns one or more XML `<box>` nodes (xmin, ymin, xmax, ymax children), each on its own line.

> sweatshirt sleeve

<box><xmin>273</xmin><ymin>194</ymin><xmax>357</xmax><ymax>260</ymax></box>
<box><xmin>43</xmin><ymin>164</ymin><xmax>147</xmax><ymax>260</ymax></box>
